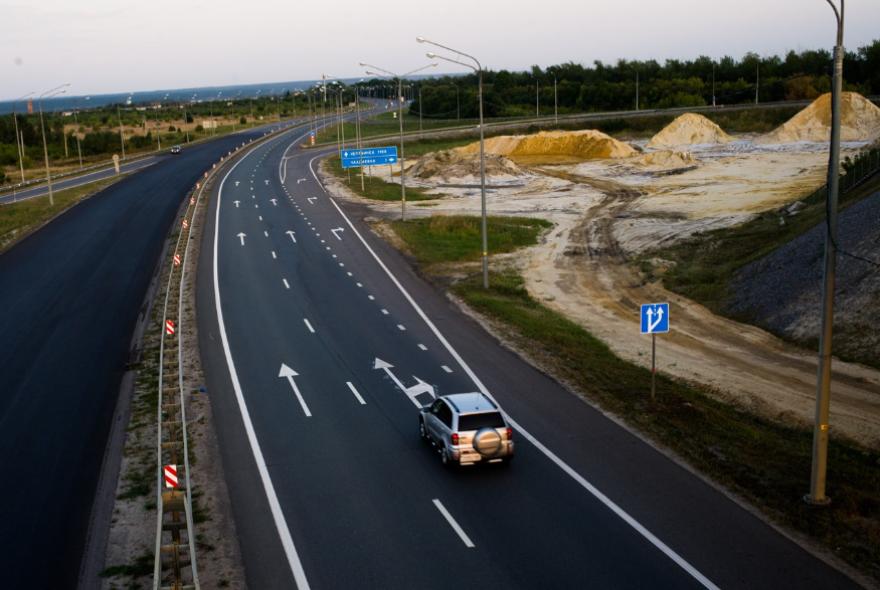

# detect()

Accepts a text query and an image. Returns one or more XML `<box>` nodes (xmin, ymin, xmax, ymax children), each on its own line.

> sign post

<box><xmin>340</xmin><ymin>146</ymin><xmax>398</xmax><ymax>169</ymax></box>
<box><xmin>640</xmin><ymin>302</ymin><xmax>669</xmax><ymax>401</ymax></box>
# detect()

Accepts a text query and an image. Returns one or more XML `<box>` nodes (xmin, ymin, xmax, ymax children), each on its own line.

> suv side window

<box><xmin>437</xmin><ymin>401</ymin><xmax>453</xmax><ymax>428</ymax></box>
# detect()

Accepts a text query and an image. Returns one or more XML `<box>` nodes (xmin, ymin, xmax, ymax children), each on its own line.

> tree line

<box><xmin>403</xmin><ymin>40</ymin><xmax>880</xmax><ymax>119</ymax></box>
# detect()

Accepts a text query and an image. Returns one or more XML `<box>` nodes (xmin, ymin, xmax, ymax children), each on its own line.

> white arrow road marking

<box><xmin>234</xmin><ymin>200</ymin><xmax>240</xmax><ymax>208</ymax></box>
<box><xmin>306</xmin><ymin>156</ymin><xmax>718</xmax><ymax>590</ymax></box>
<box><xmin>235</xmin><ymin>181</ymin><xmax>240</xmax><ymax>186</ymax></box>
<box><xmin>346</xmin><ymin>381</ymin><xmax>366</xmax><ymax>405</ymax></box>
<box><xmin>432</xmin><ymin>499</ymin><xmax>475</xmax><ymax>548</ymax></box>
<box><xmin>237</xmin><ymin>232</ymin><xmax>246</xmax><ymax>246</ymax></box>
<box><xmin>307</xmin><ymin>197</ymin><xmax>317</xmax><ymax>204</ymax></box>
<box><xmin>297</xmin><ymin>178</ymin><xmax>306</xmax><ymax>184</ymax></box>
<box><xmin>286</xmin><ymin>230</ymin><xmax>297</xmax><ymax>243</ymax></box>
<box><xmin>264</xmin><ymin>179</ymin><xmax>270</xmax><ymax>185</ymax></box>
<box><xmin>373</xmin><ymin>358</ymin><xmax>435</xmax><ymax>407</ymax></box>
<box><xmin>331</xmin><ymin>228</ymin><xmax>344</xmax><ymax>241</ymax></box>
<box><xmin>270</xmin><ymin>198</ymin><xmax>278</xmax><ymax>206</ymax></box>
<box><xmin>278</xmin><ymin>364</ymin><xmax>311</xmax><ymax>417</ymax></box>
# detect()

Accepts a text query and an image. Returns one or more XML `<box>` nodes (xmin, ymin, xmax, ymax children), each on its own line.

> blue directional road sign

<box><xmin>341</xmin><ymin>146</ymin><xmax>399</xmax><ymax>169</ymax></box>
<box><xmin>640</xmin><ymin>302</ymin><xmax>670</xmax><ymax>335</ymax></box>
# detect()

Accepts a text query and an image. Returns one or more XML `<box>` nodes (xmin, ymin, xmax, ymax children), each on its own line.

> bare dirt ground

<box><xmin>320</xmin><ymin>126</ymin><xmax>880</xmax><ymax>448</ymax></box>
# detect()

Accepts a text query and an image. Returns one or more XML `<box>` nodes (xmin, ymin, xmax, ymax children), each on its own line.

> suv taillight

<box><xmin>451</xmin><ymin>433</ymin><xmax>460</xmax><ymax>445</ymax></box>
<box><xmin>506</xmin><ymin>427</ymin><xmax>513</xmax><ymax>440</ymax></box>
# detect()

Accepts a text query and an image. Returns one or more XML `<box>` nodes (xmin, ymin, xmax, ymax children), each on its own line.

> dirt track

<box><xmin>522</xmin><ymin>192</ymin><xmax>880</xmax><ymax>448</ymax></box>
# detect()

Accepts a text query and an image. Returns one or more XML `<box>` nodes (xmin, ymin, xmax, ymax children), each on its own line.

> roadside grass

<box><xmin>0</xmin><ymin>175</ymin><xmax>126</xmax><ymax>254</ymax></box>
<box><xmin>648</xmin><ymin>173</ymin><xmax>880</xmax><ymax>313</ymax></box>
<box><xmin>391</xmin><ymin>215</ymin><xmax>552</xmax><ymax>265</ymax></box>
<box><xmin>388</xmin><ymin>215</ymin><xmax>880</xmax><ymax>583</ymax></box>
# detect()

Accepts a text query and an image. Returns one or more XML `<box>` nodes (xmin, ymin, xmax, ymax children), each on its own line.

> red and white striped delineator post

<box><xmin>165</xmin><ymin>319</ymin><xmax>175</xmax><ymax>335</ymax></box>
<box><xmin>164</xmin><ymin>464</ymin><xmax>178</xmax><ymax>489</ymax></box>
<box><xmin>173</xmin><ymin>253</ymin><xmax>181</xmax><ymax>267</ymax></box>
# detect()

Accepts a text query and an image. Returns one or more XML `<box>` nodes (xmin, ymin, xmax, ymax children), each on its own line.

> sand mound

<box><xmin>410</xmin><ymin>149</ymin><xmax>525</xmax><ymax>180</ymax></box>
<box><xmin>760</xmin><ymin>92</ymin><xmax>880</xmax><ymax>144</ymax></box>
<box><xmin>457</xmin><ymin>129</ymin><xmax>636</xmax><ymax>161</ymax></box>
<box><xmin>648</xmin><ymin>113</ymin><xmax>732</xmax><ymax>147</ymax></box>
<box><xmin>632</xmin><ymin>150</ymin><xmax>697</xmax><ymax>170</ymax></box>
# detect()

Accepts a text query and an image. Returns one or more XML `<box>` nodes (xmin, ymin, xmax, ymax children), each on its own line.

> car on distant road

<box><xmin>420</xmin><ymin>393</ymin><xmax>514</xmax><ymax>467</ymax></box>
<box><xmin>170</xmin><ymin>145</ymin><xmax>181</xmax><ymax>154</ymax></box>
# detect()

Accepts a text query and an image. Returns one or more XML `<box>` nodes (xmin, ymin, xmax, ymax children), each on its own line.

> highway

<box><xmin>196</xmin><ymin>125</ymin><xmax>861</xmax><ymax>588</ymax></box>
<box><xmin>0</xmin><ymin>155</ymin><xmax>159</xmax><ymax>205</ymax></box>
<box><xmin>0</xmin><ymin>119</ymin><xmax>301</xmax><ymax>589</ymax></box>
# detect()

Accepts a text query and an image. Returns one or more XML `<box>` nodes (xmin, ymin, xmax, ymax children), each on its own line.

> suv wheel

<box><xmin>441</xmin><ymin>447</ymin><xmax>451</xmax><ymax>467</ymax></box>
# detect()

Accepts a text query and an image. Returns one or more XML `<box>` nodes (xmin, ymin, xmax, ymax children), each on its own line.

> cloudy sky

<box><xmin>2</xmin><ymin>0</ymin><xmax>878</xmax><ymax>99</ymax></box>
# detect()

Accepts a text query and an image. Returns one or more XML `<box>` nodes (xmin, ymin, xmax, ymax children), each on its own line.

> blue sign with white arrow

<box><xmin>341</xmin><ymin>146</ymin><xmax>398</xmax><ymax>169</ymax></box>
<box><xmin>640</xmin><ymin>302</ymin><xmax>669</xmax><ymax>334</ymax></box>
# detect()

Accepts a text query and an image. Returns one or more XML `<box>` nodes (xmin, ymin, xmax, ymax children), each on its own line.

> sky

<box><xmin>2</xmin><ymin>0</ymin><xmax>878</xmax><ymax>100</ymax></box>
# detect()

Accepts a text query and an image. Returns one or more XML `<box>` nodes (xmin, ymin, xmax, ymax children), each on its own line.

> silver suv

<box><xmin>419</xmin><ymin>393</ymin><xmax>514</xmax><ymax>467</ymax></box>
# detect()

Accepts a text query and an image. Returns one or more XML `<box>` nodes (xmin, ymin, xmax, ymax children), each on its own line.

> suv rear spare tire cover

<box><xmin>473</xmin><ymin>428</ymin><xmax>502</xmax><ymax>457</ymax></box>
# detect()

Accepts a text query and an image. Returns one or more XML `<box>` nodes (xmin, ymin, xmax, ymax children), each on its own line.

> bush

<box><xmin>167</xmin><ymin>125</ymin><xmax>176</xmax><ymax>132</ymax></box>
<box><xmin>0</xmin><ymin>169</ymin><xmax>6</xmax><ymax>185</ymax></box>
<box><xmin>195</xmin><ymin>124</ymin><xmax>204</xmax><ymax>132</ymax></box>
<box><xmin>239</xmin><ymin>116</ymin><xmax>247</xmax><ymax>124</ymax></box>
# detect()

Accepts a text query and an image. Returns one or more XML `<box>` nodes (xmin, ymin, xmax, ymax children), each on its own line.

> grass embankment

<box><xmin>325</xmin><ymin>137</ymin><xmax>472</xmax><ymax>202</ymax></box>
<box><xmin>0</xmin><ymin>175</ymin><xmax>124</xmax><ymax>253</ymax></box>
<box><xmin>650</xmin><ymin>172</ymin><xmax>880</xmax><ymax>312</ymax></box>
<box><xmin>386</xmin><ymin>214</ymin><xmax>880</xmax><ymax>583</ymax></box>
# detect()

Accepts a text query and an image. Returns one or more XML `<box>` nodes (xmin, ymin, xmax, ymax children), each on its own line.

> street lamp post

<box><xmin>806</xmin><ymin>0</ymin><xmax>845</xmax><ymax>507</ymax></box>
<box><xmin>73</xmin><ymin>98</ymin><xmax>84</xmax><ymax>168</ymax></box>
<box><xmin>360</xmin><ymin>61</ymin><xmax>438</xmax><ymax>221</ymax></box>
<box><xmin>12</xmin><ymin>92</ymin><xmax>34</xmax><ymax>183</ymax></box>
<box><xmin>38</xmin><ymin>83</ymin><xmax>70</xmax><ymax>206</ymax></box>
<box><xmin>417</xmin><ymin>36</ymin><xmax>489</xmax><ymax>289</ymax></box>
<box><xmin>554</xmin><ymin>76</ymin><xmax>558</xmax><ymax>125</ymax></box>
<box><xmin>117</xmin><ymin>105</ymin><xmax>126</xmax><ymax>159</ymax></box>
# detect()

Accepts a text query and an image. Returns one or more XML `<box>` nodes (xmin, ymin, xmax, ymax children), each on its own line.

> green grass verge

<box><xmin>388</xmin><ymin>215</ymin><xmax>880</xmax><ymax>582</ymax></box>
<box><xmin>391</xmin><ymin>215</ymin><xmax>552</xmax><ymax>265</ymax></box>
<box><xmin>0</xmin><ymin>175</ymin><xmax>125</xmax><ymax>254</ymax></box>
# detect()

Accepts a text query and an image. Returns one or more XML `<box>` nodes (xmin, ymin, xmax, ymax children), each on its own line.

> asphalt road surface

<box><xmin>0</xmin><ymin>120</ymin><xmax>302</xmax><ymax>589</ymax></box>
<box><xmin>0</xmin><ymin>155</ymin><xmax>159</xmax><ymax>205</ymax></box>
<box><xmin>197</xmin><ymin>127</ymin><xmax>861</xmax><ymax>588</ymax></box>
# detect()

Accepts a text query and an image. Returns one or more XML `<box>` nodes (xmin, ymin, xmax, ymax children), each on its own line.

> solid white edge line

<box><xmin>432</xmin><ymin>499</ymin><xmax>475</xmax><ymax>548</ymax></box>
<box><xmin>346</xmin><ymin>381</ymin><xmax>367</xmax><ymax>405</ymax></box>
<box><xmin>303</xmin><ymin>318</ymin><xmax>315</xmax><ymax>333</ymax></box>
<box><xmin>214</xmin><ymin>136</ymin><xmax>311</xmax><ymax>590</ymax></box>
<box><xmin>306</xmin><ymin>154</ymin><xmax>719</xmax><ymax>590</ymax></box>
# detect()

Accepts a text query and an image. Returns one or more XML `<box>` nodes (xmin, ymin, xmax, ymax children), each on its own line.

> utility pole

<box><xmin>755</xmin><ymin>62</ymin><xmax>760</xmax><ymax>105</ymax></box>
<box><xmin>73</xmin><ymin>104</ymin><xmax>83</xmax><ymax>168</ymax></box>
<box><xmin>536</xmin><ymin>80</ymin><xmax>539</xmax><ymax>117</ymax></box>
<box><xmin>12</xmin><ymin>92</ymin><xmax>33</xmax><ymax>183</ymax></box>
<box><xmin>456</xmin><ymin>83</ymin><xmax>460</xmax><ymax>120</ymax></box>
<box><xmin>636</xmin><ymin>71</ymin><xmax>640</xmax><ymax>111</ymax></box>
<box><xmin>712</xmin><ymin>63</ymin><xmax>716</xmax><ymax>107</ymax></box>
<box><xmin>418</xmin><ymin>84</ymin><xmax>423</xmax><ymax>132</ymax></box>
<box><xmin>554</xmin><ymin>76</ymin><xmax>558</xmax><ymax>125</ymax></box>
<box><xmin>117</xmin><ymin>106</ymin><xmax>126</xmax><ymax>159</ymax></box>
<box><xmin>806</xmin><ymin>0</ymin><xmax>845</xmax><ymax>507</ymax></box>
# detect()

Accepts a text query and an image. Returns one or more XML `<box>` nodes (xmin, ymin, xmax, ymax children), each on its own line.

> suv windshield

<box><xmin>457</xmin><ymin>412</ymin><xmax>505</xmax><ymax>431</ymax></box>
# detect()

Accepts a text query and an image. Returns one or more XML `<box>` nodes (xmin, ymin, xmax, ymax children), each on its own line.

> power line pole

<box><xmin>636</xmin><ymin>71</ymin><xmax>640</xmax><ymax>111</ymax></box>
<box><xmin>554</xmin><ymin>76</ymin><xmax>558</xmax><ymax>125</ymax></box>
<box><xmin>712</xmin><ymin>62</ymin><xmax>716</xmax><ymax>107</ymax></box>
<box><xmin>755</xmin><ymin>62</ymin><xmax>760</xmax><ymax>105</ymax></box>
<box><xmin>806</xmin><ymin>0</ymin><xmax>845</xmax><ymax>507</ymax></box>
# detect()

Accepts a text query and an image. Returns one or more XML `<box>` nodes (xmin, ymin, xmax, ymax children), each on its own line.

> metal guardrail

<box><xmin>150</xmin><ymin>118</ymin><xmax>322</xmax><ymax>590</ymax></box>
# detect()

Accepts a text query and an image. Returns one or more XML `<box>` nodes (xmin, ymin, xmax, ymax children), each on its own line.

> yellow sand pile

<box><xmin>410</xmin><ymin>150</ymin><xmax>524</xmax><ymax>180</ymax></box>
<box><xmin>457</xmin><ymin>129</ymin><xmax>636</xmax><ymax>162</ymax></box>
<box><xmin>648</xmin><ymin>113</ymin><xmax>732</xmax><ymax>147</ymax></box>
<box><xmin>632</xmin><ymin>150</ymin><xmax>697</xmax><ymax>170</ymax></box>
<box><xmin>759</xmin><ymin>92</ymin><xmax>880</xmax><ymax>143</ymax></box>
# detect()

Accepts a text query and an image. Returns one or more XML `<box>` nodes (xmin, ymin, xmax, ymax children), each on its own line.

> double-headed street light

<box><xmin>359</xmin><ymin>61</ymin><xmax>437</xmax><ymax>221</ymax></box>
<box><xmin>12</xmin><ymin>92</ymin><xmax>34</xmax><ymax>184</ymax></box>
<box><xmin>38</xmin><ymin>83</ymin><xmax>71</xmax><ymax>206</ymax></box>
<box><xmin>417</xmin><ymin>36</ymin><xmax>489</xmax><ymax>289</ymax></box>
